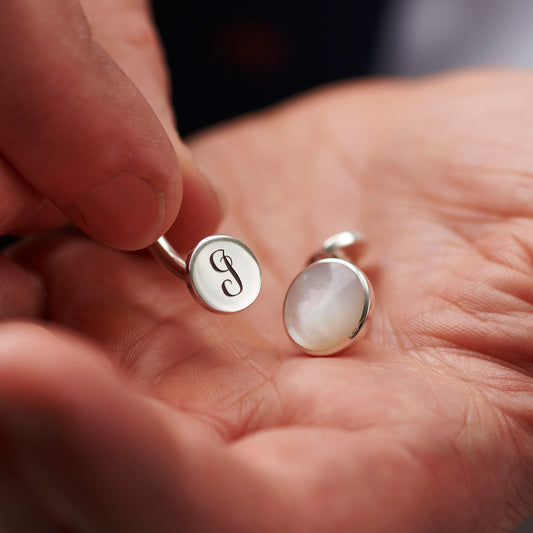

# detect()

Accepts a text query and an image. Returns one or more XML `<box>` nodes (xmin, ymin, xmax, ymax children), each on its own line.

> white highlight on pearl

<box><xmin>283</xmin><ymin>259</ymin><xmax>368</xmax><ymax>354</ymax></box>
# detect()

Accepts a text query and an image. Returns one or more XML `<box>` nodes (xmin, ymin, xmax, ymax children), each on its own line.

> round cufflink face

<box><xmin>187</xmin><ymin>235</ymin><xmax>261</xmax><ymax>313</ymax></box>
<box><xmin>283</xmin><ymin>258</ymin><xmax>372</xmax><ymax>355</ymax></box>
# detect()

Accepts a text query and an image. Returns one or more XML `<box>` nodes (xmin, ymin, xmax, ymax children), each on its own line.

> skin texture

<box><xmin>0</xmin><ymin>0</ymin><xmax>222</xmax><ymax>251</ymax></box>
<box><xmin>1</xmin><ymin>69</ymin><xmax>533</xmax><ymax>532</ymax></box>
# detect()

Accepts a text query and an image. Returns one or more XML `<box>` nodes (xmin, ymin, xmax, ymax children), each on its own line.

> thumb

<box><xmin>0</xmin><ymin>0</ymin><xmax>180</xmax><ymax>250</ymax></box>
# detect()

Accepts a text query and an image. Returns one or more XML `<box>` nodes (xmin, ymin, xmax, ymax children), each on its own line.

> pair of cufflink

<box><xmin>151</xmin><ymin>230</ymin><xmax>372</xmax><ymax>356</ymax></box>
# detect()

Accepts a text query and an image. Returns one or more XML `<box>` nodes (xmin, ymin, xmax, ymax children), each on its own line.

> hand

<box><xmin>0</xmin><ymin>0</ymin><xmax>222</xmax><ymax>251</ymax></box>
<box><xmin>2</xmin><ymin>70</ymin><xmax>533</xmax><ymax>532</ymax></box>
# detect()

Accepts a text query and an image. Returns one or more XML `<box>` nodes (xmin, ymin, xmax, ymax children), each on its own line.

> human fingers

<box><xmin>0</xmin><ymin>154</ymin><xmax>66</xmax><ymax>235</ymax></box>
<box><xmin>0</xmin><ymin>322</ymin><xmax>289</xmax><ymax>532</ymax></box>
<box><xmin>0</xmin><ymin>1</ymin><xmax>206</xmax><ymax>250</ymax></box>
<box><xmin>80</xmin><ymin>0</ymin><xmax>225</xmax><ymax>251</ymax></box>
<box><xmin>0</xmin><ymin>257</ymin><xmax>44</xmax><ymax>320</ymax></box>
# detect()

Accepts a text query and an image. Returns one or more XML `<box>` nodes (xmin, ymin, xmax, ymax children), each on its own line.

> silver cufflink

<box><xmin>151</xmin><ymin>235</ymin><xmax>261</xmax><ymax>313</ymax></box>
<box><xmin>283</xmin><ymin>231</ymin><xmax>373</xmax><ymax>356</ymax></box>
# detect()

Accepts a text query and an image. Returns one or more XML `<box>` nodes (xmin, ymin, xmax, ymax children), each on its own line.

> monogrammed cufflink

<box><xmin>151</xmin><ymin>235</ymin><xmax>261</xmax><ymax>313</ymax></box>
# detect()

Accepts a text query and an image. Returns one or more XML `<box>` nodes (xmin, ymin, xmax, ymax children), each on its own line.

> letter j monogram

<box><xmin>209</xmin><ymin>249</ymin><xmax>244</xmax><ymax>297</ymax></box>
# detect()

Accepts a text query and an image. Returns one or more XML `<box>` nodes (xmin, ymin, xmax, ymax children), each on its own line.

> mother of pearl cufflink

<box><xmin>283</xmin><ymin>231</ymin><xmax>373</xmax><ymax>355</ymax></box>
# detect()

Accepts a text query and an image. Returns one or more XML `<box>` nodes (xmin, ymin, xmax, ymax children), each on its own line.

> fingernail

<box><xmin>73</xmin><ymin>173</ymin><xmax>165</xmax><ymax>250</ymax></box>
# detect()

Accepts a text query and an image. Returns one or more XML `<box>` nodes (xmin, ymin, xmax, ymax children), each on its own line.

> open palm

<box><xmin>2</xmin><ymin>70</ymin><xmax>533</xmax><ymax>532</ymax></box>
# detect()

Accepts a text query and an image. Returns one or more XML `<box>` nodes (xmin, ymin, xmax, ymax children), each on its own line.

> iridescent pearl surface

<box><xmin>283</xmin><ymin>259</ymin><xmax>367</xmax><ymax>354</ymax></box>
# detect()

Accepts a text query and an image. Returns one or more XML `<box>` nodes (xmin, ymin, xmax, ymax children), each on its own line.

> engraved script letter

<box><xmin>209</xmin><ymin>249</ymin><xmax>243</xmax><ymax>297</ymax></box>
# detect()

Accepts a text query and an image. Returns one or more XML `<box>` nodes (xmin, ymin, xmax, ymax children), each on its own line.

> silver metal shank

<box><xmin>151</xmin><ymin>236</ymin><xmax>187</xmax><ymax>280</ymax></box>
<box><xmin>309</xmin><ymin>230</ymin><xmax>368</xmax><ymax>264</ymax></box>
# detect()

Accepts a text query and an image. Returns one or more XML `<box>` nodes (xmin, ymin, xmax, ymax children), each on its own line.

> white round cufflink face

<box><xmin>151</xmin><ymin>235</ymin><xmax>261</xmax><ymax>313</ymax></box>
<box><xmin>283</xmin><ymin>258</ymin><xmax>372</xmax><ymax>355</ymax></box>
<box><xmin>187</xmin><ymin>235</ymin><xmax>261</xmax><ymax>313</ymax></box>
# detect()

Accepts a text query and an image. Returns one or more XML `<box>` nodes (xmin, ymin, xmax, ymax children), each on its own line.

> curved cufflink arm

<box><xmin>151</xmin><ymin>236</ymin><xmax>187</xmax><ymax>280</ymax></box>
<box><xmin>150</xmin><ymin>235</ymin><xmax>261</xmax><ymax>314</ymax></box>
<box><xmin>308</xmin><ymin>230</ymin><xmax>368</xmax><ymax>264</ymax></box>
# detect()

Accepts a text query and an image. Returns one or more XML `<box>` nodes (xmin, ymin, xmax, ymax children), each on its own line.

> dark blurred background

<box><xmin>152</xmin><ymin>0</ymin><xmax>388</xmax><ymax>136</ymax></box>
